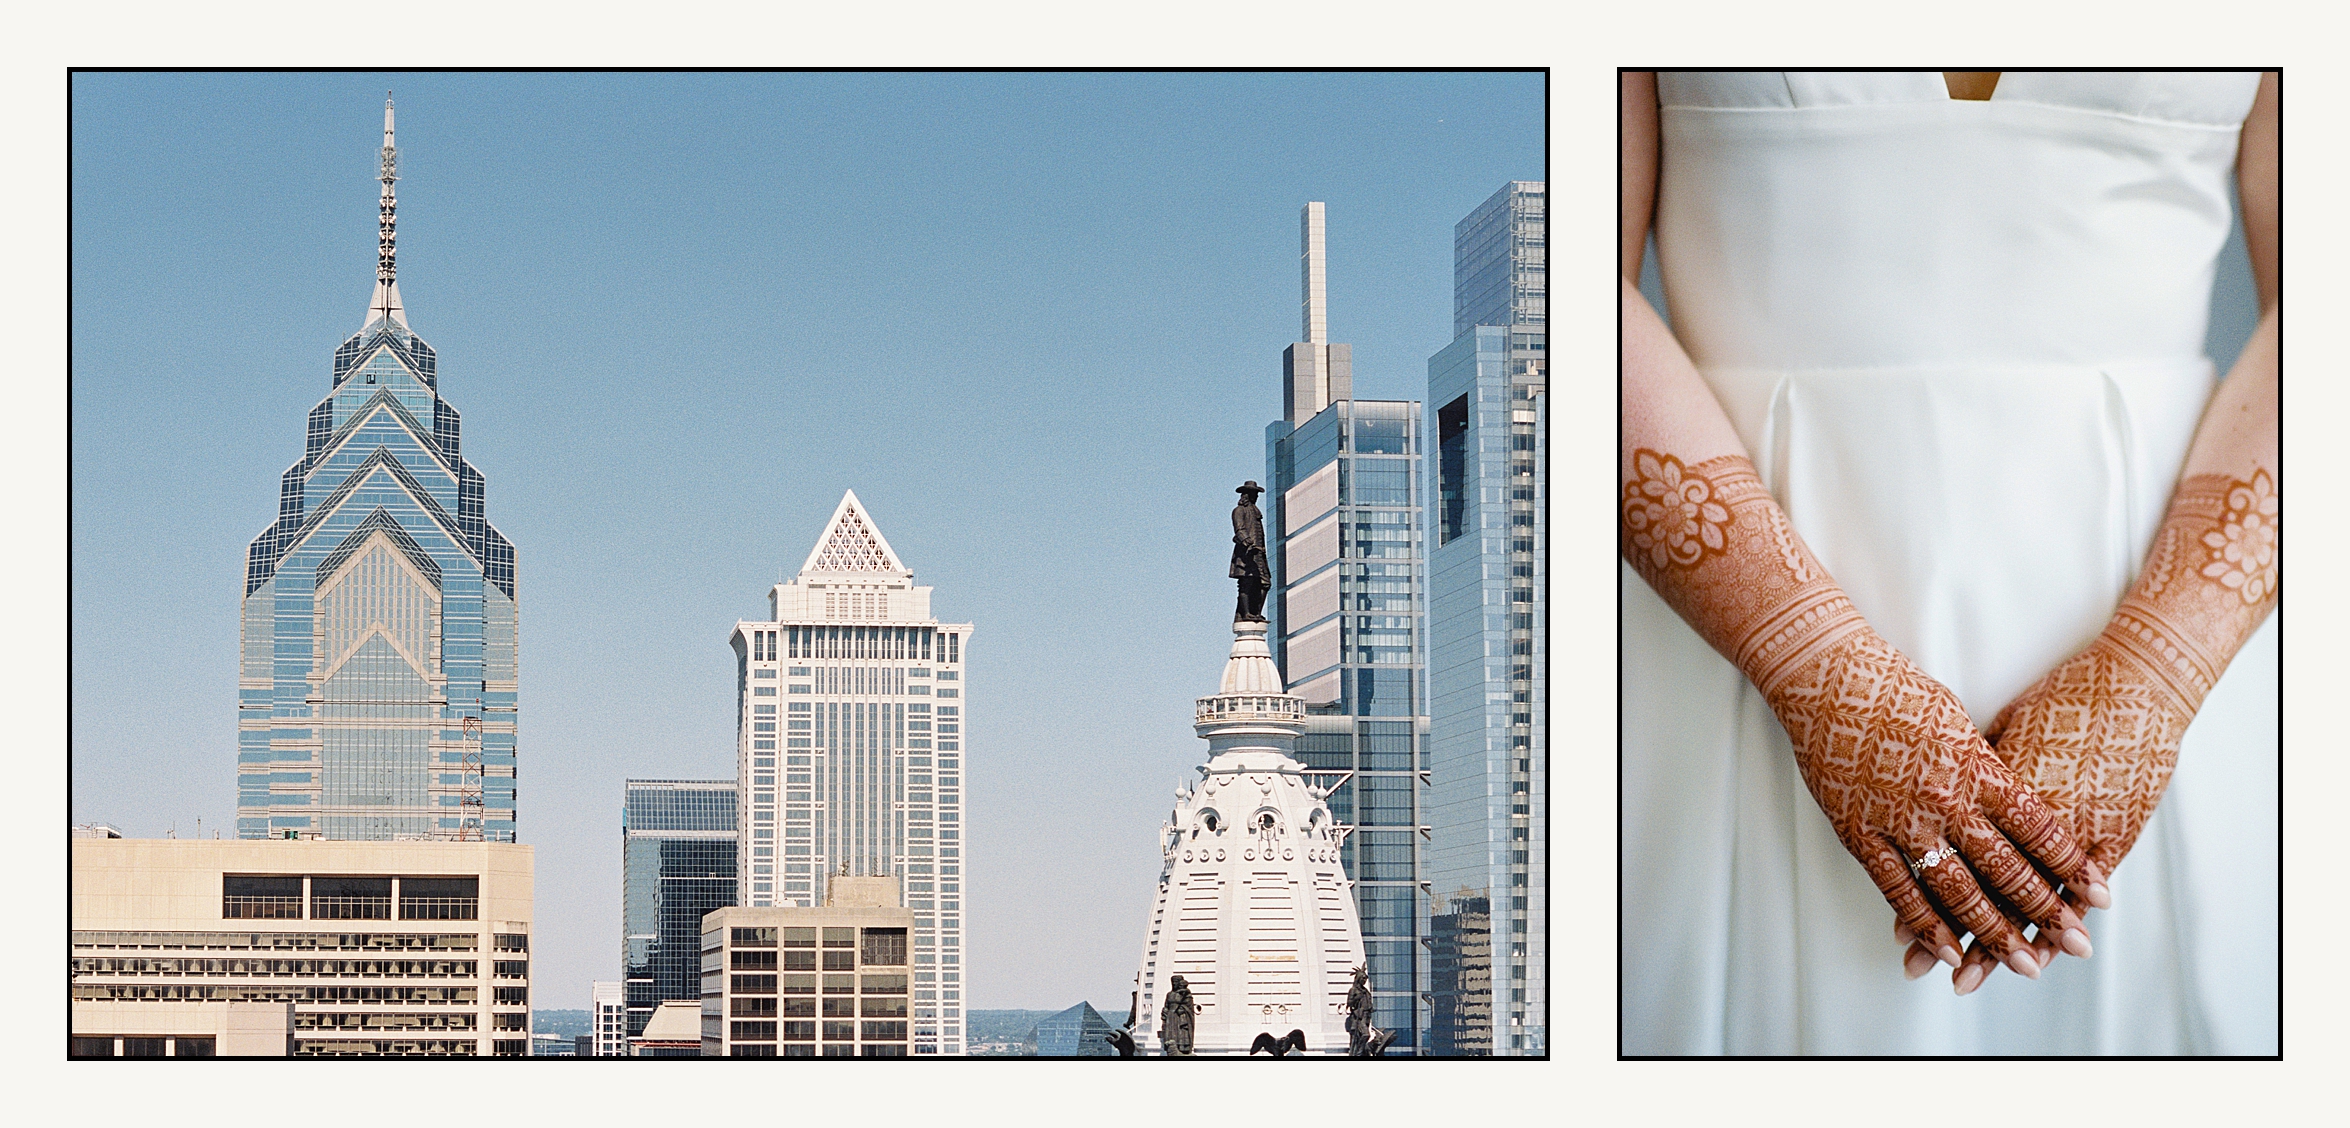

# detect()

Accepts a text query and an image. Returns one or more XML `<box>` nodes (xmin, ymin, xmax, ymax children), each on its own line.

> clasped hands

<box><xmin>1776</xmin><ymin>626</ymin><xmax>2186</xmax><ymax>995</ymax></box>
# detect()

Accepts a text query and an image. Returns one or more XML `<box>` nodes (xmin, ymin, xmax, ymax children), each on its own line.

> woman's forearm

<box><xmin>1622</xmin><ymin>280</ymin><xmax>1879</xmax><ymax>696</ymax></box>
<box><xmin>2104</xmin><ymin>309</ymin><xmax>2279</xmax><ymax>713</ymax></box>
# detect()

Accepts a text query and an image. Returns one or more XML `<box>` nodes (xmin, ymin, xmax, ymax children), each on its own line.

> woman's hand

<box><xmin>1930</xmin><ymin>465</ymin><xmax>2278</xmax><ymax>990</ymax></box>
<box><xmin>1914</xmin><ymin>639</ymin><xmax>2184</xmax><ymax>991</ymax></box>
<box><xmin>1768</xmin><ymin>627</ymin><xmax>2097</xmax><ymax>982</ymax></box>
<box><xmin>1621</xmin><ymin>447</ymin><xmax>2100</xmax><ymax>980</ymax></box>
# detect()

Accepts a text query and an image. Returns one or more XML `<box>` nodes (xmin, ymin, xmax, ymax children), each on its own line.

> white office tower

<box><xmin>1130</xmin><ymin>620</ymin><xmax>1368</xmax><ymax>1056</ymax></box>
<box><xmin>730</xmin><ymin>490</ymin><xmax>972</xmax><ymax>1055</ymax></box>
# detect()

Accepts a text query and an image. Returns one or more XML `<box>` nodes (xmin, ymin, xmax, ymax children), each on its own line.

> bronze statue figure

<box><xmin>1160</xmin><ymin>974</ymin><xmax>1198</xmax><ymax>1056</ymax></box>
<box><xmin>1345</xmin><ymin>964</ymin><xmax>1396</xmax><ymax>1057</ymax></box>
<box><xmin>1230</xmin><ymin>481</ymin><xmax>1271</xmax><ymax>622</ymax></box>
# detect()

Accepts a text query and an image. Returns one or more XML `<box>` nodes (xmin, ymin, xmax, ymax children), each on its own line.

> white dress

<box><xmin>1623</xmin><ymin>72</ymin><xmax>2278</xmax><ymax>1055</ymax></box>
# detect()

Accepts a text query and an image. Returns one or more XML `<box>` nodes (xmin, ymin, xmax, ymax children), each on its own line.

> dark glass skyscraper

<box><xmin>622</xmin><ymin>779</ymin><xmax>738</xmax><ymax>1038</ymax></box>
<box><xmin>236</xmin><ymin>98</ymin><xmax>519</xmax><ymax>842</ymax></box>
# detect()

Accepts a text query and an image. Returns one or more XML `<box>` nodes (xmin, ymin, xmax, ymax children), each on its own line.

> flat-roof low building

<box><xmin>701</xmin><ymin>876</ymin><xmax>914</xmax><ymax>1057</ymax></box>
<box><xmin>71</xmin><ymin>838</ymin><xmax>532</xmax><ymax>1057</ymax></box>
<box><xmin>629</xmin><ymin>1000</ymin><xmax>703</xmax><ymax>1056</ymax></box>
<box><xmin>71</xmin><ymin>1000</ymin><xmax>293</xmax><ymax>1058</ymax></box>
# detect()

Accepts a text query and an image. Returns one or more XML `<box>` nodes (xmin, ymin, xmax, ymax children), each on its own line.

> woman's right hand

<box><xmin>1766</xmin><ymin>625</ymin><xmax>2099</xmax><ymax>984</ymax></box>
<box><xmin>1621</xmin><ymin>445</ymin><xmax>2099</xmax><ymax>985</ymax></box>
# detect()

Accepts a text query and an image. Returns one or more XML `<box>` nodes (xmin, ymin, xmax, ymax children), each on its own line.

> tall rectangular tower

<box><xmin>1423</xmin><ymin>180</ymin><xmax>1547</xmax><ymax>1056</ymax></box>
<box><xmin>621</xmin><ymin>779</ymin><xmax>737</xmax><ymax>1038</ymax></box>
<box><xmin>730</xmin><ymin>491</ymin><xmax>972</xmax><ymax>1056</ymax></box>
<box><xmin>1262</xmin><ymin>202</ymin><xmax>1430</xmax><ymax>1055</ymax></box>
<box><xmin>236</xmin><ymin>99</ymin><xmax>519</xmax><ymax>842</ymax></box>
<box><xmin>1283</xmin><ymin>202</ymin><xmax>1354</xmax><ymax>426</ymax></box>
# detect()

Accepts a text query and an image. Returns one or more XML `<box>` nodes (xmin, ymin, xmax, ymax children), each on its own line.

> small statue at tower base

<box><xmin>1346</xmin><ymin>964</ymin><xmax>1397</xmax><ymax>1057</ymax></box>
<box><xmin>1161</xmin><ymin>975</ymin><xmax>1198</xmax><ymax>1056</ymax></box>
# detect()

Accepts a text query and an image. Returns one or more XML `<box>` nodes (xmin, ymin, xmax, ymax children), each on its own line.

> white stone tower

<box><xmin>1129</xmin><ymin>619</ymin><xmax>1368</xmax><ymax>1056</ymax></box>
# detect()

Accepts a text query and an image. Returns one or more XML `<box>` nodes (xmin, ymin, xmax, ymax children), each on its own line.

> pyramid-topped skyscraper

<box><xmin>236</xmin><ymin>98</ymin><xmax>520</xmax><ymax>842</ymax></box>
<box><xmin>730</xmin><ymin>491</ymin><xmax>973</xmax><ymax>1055</ymax></box>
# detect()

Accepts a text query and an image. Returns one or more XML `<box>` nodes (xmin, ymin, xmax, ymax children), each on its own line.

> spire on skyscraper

<box><xmin>368</xmin><ymin>93</ymin><xmax>408</xmax><ymax>329</ymax></box>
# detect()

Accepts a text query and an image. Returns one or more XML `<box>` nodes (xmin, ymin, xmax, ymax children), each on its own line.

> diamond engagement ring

<box><xmin>1911</xmin><ymin>846</ymin><xmax>1957</xmax><ymax>875</ymax></box>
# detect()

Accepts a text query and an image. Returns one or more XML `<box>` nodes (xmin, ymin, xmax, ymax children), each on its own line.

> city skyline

<box><xmin>69</xmin><ymin>71</ymin><xmax>1544</xmax><ymax>1012</ymax></box>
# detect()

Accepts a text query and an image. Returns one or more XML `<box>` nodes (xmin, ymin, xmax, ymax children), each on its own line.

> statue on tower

<box><xmin>1345</xmin><ymin>964</ymin><xmax>1397</xmax><ymax>1057</ymax></box>
<box><xmin>1230</xmin><ymin>482</ymin><xmax>1271</xmax><ymax>622</ymax></box>
<box><xmin>1160</xmin><ymin>974</ymin><xmax>1199</xmax><ymax>1056</ymax></box>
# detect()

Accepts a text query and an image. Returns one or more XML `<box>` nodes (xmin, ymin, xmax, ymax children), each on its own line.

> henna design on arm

<box><xmin>1989</xmin><ymin>470</ymin><xmax>2279</xmax><ymax>873</ymax></box>
<box><xmin>1624</xmin><ymin>450</ymin><xmax>2093</xmax><ymax>978</ymax></box>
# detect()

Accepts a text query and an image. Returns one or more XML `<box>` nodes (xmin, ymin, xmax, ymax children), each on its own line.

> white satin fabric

<box><xmin>1624</xmin><ymin>72</ymin><xmax>2278</xmax><ymax>1055</ymax></box>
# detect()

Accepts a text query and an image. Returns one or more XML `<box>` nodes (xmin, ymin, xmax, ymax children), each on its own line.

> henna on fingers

<box><xmin>1970</xmin><ymin>470</ymin><xmax>2277</xmax><ymax>982</ymax></box>
<box><xmin>1624</xmin><ymin>450</ymin><xmax>2097</xmax><ymax>979</ymax></box>
<box><xmin>1989</xmin><ymin>470</ymin><xmax>2278</xmax><ymax>873</ymax></box>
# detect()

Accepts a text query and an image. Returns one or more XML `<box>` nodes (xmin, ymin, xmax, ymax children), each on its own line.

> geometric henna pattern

<box><xmin>1988</xmin><ymin>468</ymin><xmax>2279</xmax><ymax>876</ymax></box>
<box><xmin>1624</xmin><ymin>449</ymin><xmax>2087</xmax><ymax>962</ymax></box>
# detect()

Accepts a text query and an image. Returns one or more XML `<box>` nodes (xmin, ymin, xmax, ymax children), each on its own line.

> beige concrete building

<box><xmin>629</xmin><ymin>1000</ymin><xmax>704</xmax><ymax>1057</ymax></box>
<box><xmin>701</xmin><ymin>876</ymin><xmax>913</xmax><ymax>1056</ymax></box>
<box><xmin>71</xmin><ymin>1000</ymin><xmax>294</xmax><ymax>1057</ymax></box>
<box><xmin>71</xmin><ymin>838</ymin><xmax>532</xmax><ymax>1057</ymax></box>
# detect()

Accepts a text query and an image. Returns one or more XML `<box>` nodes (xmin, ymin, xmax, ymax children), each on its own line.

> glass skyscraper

<box><xmin>622</xmin><ymin>779</ymin><xmax>738</xmax><ymax>1038</ymax></box>
<box><xmin>730</xmin><ymin>491</ymin><xmax>972</xmax><ymax>1055</ymax></box>
<box><xmin>236</xmin><ymin>99</ymin><xmax>519</xmax><ymax>842</ymax></box>
<box><xmin>1423</xmin><ymin>180</ymin><xmax>1546</xmax><ymax>1055</ymax></box>
<box><xmin>1263</xmin><ymin>203</ymin><xmax>1430</xmax><ymax>1055</ymax></box>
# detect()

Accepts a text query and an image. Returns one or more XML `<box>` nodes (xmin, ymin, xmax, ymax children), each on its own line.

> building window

<box><xmin>399</xmin><ymin>876</ymin><xmax>479</xmax><ymax>920</ymax></box>
<box><xmin>310</xmin><ymin>877</ymin><xmax>391</xmax><ymax>920</ymax></box>
<box><xmin>754</xmin><ymin>686</ymin><xmax>777</xmax><ymax>697</ymax></box>
<box><xmin>222</xmin><ymin>875</ymin><xmax>304</xmax><ymax>920</ymax></box>
<box><xmin>860</xmin><ymin>928</ymin><xmax>908</xmax><ymax>967</ymax></box>
<box><xmin>1437</xmin><ymin>393</ymin><xmax>1470</xmax><ymax>545</ymax></box>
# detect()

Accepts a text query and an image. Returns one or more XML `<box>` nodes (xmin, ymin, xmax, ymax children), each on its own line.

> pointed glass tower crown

<box><xmin>730</xmin><ymin>490</ymin><xmax>974</xmax><ymax>1055</ymax></box>
<box><xmin>1125</xmin><ymin>610</ymin><xmax>1371</xmax><ymax>1056</ymax></box>
<box><xmin>236</xmin><ymin>98</ymin><xmax>520</xmax><ymax>842</ymax></box>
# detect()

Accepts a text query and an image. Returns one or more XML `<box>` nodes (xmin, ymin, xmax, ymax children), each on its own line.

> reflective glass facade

<box><xmin>1264</xmin><ymin>399</ymin><xmax>1430</xmax><ymax>1054</ymax></box>
<box><xmin>621</xmin><ymin>780</ymin><xmax>737</xmax><ymax>1038</ymax></box>
<box><xmin>235</xmin><ymin>132</ymin><xmax>518</xmax><ymax>842</ymax></box>
<box><xmin>1424</xmin><ymin>321</ymin><xmax>1547</xmax><ymax>1048</ymax></box>
<box><xmin>1452</xmin><ymin>181</ymin><xmax>1548</xmax><ymax>344</ymax></box>
<box><xmin>732</xmin><ymin>493</ymin><xmax>972</xmax><ymax>1055</ymax></box>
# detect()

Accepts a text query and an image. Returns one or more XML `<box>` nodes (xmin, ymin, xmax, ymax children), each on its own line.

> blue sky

<box><xmin>69</xmin><ymin>71</ymin><xmax>1543</xmax><ymax>1010</ymax></box>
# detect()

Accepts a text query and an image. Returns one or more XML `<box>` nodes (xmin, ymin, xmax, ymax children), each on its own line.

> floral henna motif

<box><xmin>2200</xmin><ymin>470</ymin><xmax>2278</xmax><ymax>602</ymax></box>
<box><xmin>1990</xmin><ymin>468</ymin><xmax>2279</xmax><ymax>875</ymax></box>
<box><xmin>1620</xmin><ymin>450</ymin><xmax>1860</xmax><ymax>692</ymax></box>
<box><xmin>1623</xmin><ymin>449</ymin><xmax>2088</xmax><ymax>965</ymax></box>
<box><xmin>1623</xmin><ymin>449</ymin><xmax>1732</xmax><ymax>570</ymax></box>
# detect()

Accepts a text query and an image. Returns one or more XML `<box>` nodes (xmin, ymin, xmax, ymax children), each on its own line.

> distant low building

<box><xmin>700</xmin><ymin>875</ymin><xmax>914</xmax><ymax>1057</ymax></box>
<box><xmin>532</xmin><ymin>1032</ymin><xmax>578</xmax><ymax>1056</ymax></box>
<box><xmin>71</xmin><ymin>1000</ymin><xmax>293</xmax><ymax>1058</ymax></box>
<box><xmin>629</xmin><ymin>1001</ymin><xmax>704</xmax><ymax>1057</ymax></box>
<box><xmin>72</xmin><ymin>824</ymin><xmax>124</xmax><ymax>839</ymax></box>
<box><xmin>1035</xmin><ymin>1002</ymin><xmax>1116</xmax><ymax>1057</ymax></box>
<box><xmin>592</xmin><ymin>979</ymin><xmax>625</xmax><ymax>1057</ymax></box>
<box><xmin>72</xmin><ymin>837</ymin><xmax>533</xmax><ymax>1056</ymax></box>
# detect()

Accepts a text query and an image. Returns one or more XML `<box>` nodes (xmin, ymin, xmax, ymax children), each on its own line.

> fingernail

<box><xmin>1955</xmin><ymin>964</ymin><xmax>1986</xmax><ymax>995</ymax></box>
<box><xmin>1937</xmin><ymin>945</ymin><xmax>1962</xmax><ymax>969</ymax></box>
<box><xmin>2086</xmin><ymin>883</ymin><xmax>2112</xmax><ymax>909</ymax></box>
<box><xmin>2007</xmin><ymin>949</ymin><xmax>2040</xmax><ymax>979</ymax></box>
<box><xmin>2061</xmin><ymin>928</ymin><xmax>2093</xmax><ymax>959</ymax></box>
<box><xmin>1904</xmin><ymin>948</ymin><xmax>1936</xmax><ymax>980</ymax></box>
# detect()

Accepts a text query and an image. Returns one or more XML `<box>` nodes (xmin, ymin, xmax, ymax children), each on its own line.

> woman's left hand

<box><xmin>1903</xmin><ymin>637</ymin><xmax>2183</xmax><ymax>992</ymax></box>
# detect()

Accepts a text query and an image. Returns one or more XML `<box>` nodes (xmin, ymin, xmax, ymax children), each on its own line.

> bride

<box><xmin>1620</xmin><ymin>71</ymin><xmax>2278</xmax><ymax>1055</ymax></box>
